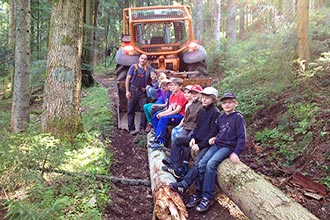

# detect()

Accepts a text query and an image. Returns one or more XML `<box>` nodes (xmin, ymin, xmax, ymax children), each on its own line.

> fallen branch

<box><xmin>39</xmin><ymin>168</ymin><xmax>150</xmax><ymax>186</ymax></box>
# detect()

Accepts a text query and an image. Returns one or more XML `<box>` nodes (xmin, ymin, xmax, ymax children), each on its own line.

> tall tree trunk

<box><xmin>226</xmin><ymin>0</ymin><xmax>237</xmax><ymax>45</ymax></box>
<box><xmin>93</xmin><ymin>0</ymin><xmax>100</xmax><ymax>66</ymax></box>
<box><xmin>239</xmin><ymin>4</ymin><xmax>245</xmax><ymax>37</ymax></box>
<box><xmin>297</xmin><ymin>0</ymin><xmax>311</xmax><ymax>62</ymax></box>
<box><xmin>9</xmin><ymin>0</ymin><xmax>16</xmax><ymax>95</ymax></box>
<box><xmin>82</xmin><ymin>0</ymin><xmax>95</xmax><ymax>87</ymax></box>
<box><xmin>193</xmin><ymin>0</ymin><xmax>204</xmax><ymax>41</ymax></box>
<box><xmin>212</xmin><ymin>0</ymin><xmax>221</xmax><ymax>43</ymax></box>
<box><xmin>11</xmin><ymin>0</ymin><xmax>30</xmax><ymax>132</ymax></box>
<box><xmin>42</xmin><ymin>0</ymin><xmax>84</xmax><ymax>140</ymax></box>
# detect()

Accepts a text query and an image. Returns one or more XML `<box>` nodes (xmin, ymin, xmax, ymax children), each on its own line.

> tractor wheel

<box><xmin>116</xmin><ymin>69</ymin><xmax>128</xmax><ymax>81</ymax></box>
<box><xmin>186</xmin><ymin>62</ymin><xmax>208</xmax><ymax>76</ymax></box>
<box><xmin>116</xmin><ymin>67</ymin><xmax>128</xmax><ymax>112</ymax></box>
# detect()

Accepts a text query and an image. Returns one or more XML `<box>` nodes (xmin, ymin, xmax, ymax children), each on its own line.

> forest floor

<box><xmin>94</xmin><ymin>73</ymin><xmax>329</xmax><ymax>220</ymax></box>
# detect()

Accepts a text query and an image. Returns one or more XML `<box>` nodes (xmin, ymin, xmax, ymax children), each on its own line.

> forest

<box><xmin>0</xmin><ymin>0</ymin><xmax>329</xmax><ymax>219</ymax></box>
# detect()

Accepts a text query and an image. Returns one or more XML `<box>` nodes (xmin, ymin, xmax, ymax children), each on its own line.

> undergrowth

<box><xmin>212</xmin><ymin>10</ymin><xmax>330</xmax><ymax>189</ymax></box>
<box><xmin>0</xmin><ymin>85</ymin><xmax>113</xmax><ymax>219</ymax></box>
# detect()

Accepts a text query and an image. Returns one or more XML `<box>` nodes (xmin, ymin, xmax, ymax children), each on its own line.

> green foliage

<box><xmin>81</xmin><ymin>85</ymin><xmax>114</xmax><ymax>134</ymax></box>
<box><xmin>30</xmin><ymin>60</ymin><xmax>47</xmax><ymax>93</ymax></box>
<box><xmin>321</xmin><ymin>176</ymin><xmax>330</xmax><ymax>189</ymax></box>
<box><xmin>254</xmin><ymin>102</ymin><xmax>317</xmax><ymax>166</ymax></box>
<box><xmin>215</xmin><ymin>29</ymin><xmax>296</xmax><ymax>122</ymax></box>
<box><xmin>133</xmin><ymin>134</ymin><xmax>148</xmax><ymax>147</ymax></box>
<box><xmin>30</xmin><ymin>0</ymin><xmax>51</xmax><ymax>60</ymax></box>
<box><xmin>0</xmin><ymin>84</ymin><xmax>113</xmax><ymax>219</ymax></box>
<box><xmin>310</xmin><ymin>8</ymin><xmax>330</xmax><ymax>57</ymax></box>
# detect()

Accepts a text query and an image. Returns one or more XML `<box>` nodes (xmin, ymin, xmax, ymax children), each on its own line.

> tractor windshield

<box><xmin>126</xmin><ymin>6</ymin><xmax>192</xmax><ymax>54</ymax></box>
<box><xmin>133</xmin><ymin>22</ymin><xmax>187</xmax><ymax>45</ymax></box>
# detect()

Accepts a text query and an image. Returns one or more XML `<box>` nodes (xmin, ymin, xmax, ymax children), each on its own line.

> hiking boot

<box><xmin>162</xmin><ymin>158</ymin><xmax>171</xmax><ymax>167</ymax></box>
<box><xmin>162</xmin><ymin>166</ymin><xmax>182</xmax><ymax>179</ymax></box>
<box><xmin>186</xmin><ymin>194</ymin><xmax>201</xmax><ymax>208</ymax></box>
<box><xmin>129</xmin><ymin>130</ymin><xmax>139</xmax><ymax>135</ymax></box>
<box><xmin>145</xmin><ymin>123</ymin><xmax>152</xmax><ymax>133</ymax></box>
<box><xmin>169</xmin><ymin>181</ymin><xmax>188</xmax><ymax>195</ymax></box>
<box><xmin>148</xmin><ymin>142</ymin><xmax>164</xmax><ymax>150</ymax></box>
<box><xmin>196</xmin><ymin>197</ymin><xmax>214</xmax><ymax>212</ymax></box>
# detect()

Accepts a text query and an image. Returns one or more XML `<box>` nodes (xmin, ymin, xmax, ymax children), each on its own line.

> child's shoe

<box><xmin>169</xmin><ymin>181</ymin><xmax>188</xmax><ymax>195</ymax></box>
<box><xmin>186</xmin><ymin>193</ymin><xmax>201</xmax><ymax>208</ymax></box>
<box><xmin>162</xmin><ymin>166</ymin><xmax>182</xmax><ymax>179</ymax></box>
<box><xmin>196</xmin><ymin>197</ymin><xmax>214</xmax><ymax>212</ymax></box>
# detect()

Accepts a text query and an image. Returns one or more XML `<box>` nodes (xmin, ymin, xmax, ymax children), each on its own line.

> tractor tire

<box><xmin>186</xmin><ymin>62</ymin><xmax>208</xmax><ymax>76</ymax></box>
<box><xmin>116</xmin><ymin>69</ymin><xmax>128</xmax><ymax>81</ymax></box>
<box><xmin>116</xmin><ymin>68</ymin><xmax>128</xmax><ymax>112</ymax></box>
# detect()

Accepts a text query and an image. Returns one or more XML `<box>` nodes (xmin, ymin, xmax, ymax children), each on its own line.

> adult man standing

<box><xmin>125</xmin><ymin>54</ymin><xmax>152</xmax><ymax>135</ymax></box>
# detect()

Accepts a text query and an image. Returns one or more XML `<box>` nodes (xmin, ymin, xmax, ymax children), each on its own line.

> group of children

<box><xmin>139</xmin><ymin>71</ymin><xmax>246</xmax><ymax>213</ymax></box>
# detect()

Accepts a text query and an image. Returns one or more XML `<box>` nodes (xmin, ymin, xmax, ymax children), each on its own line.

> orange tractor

<box><xmin>114</xmin><ymin>5</ymin><xmax>211</xmax><ymax>130</ymax></box>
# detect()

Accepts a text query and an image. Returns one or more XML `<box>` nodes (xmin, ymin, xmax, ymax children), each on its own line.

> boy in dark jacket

<box><xmin>187</xmin><ymin>92</ymin><xmax>246</xmax><ymax>213</ymax></box>
<box><xmin>163</xmin><ymin>87</ymin><xmax>220</xmax><ymax>179</ymax></box>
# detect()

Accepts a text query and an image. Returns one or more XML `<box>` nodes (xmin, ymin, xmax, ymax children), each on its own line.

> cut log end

<box><xmin>154</xmin><ymin>186</ymin><xmax>188</xmax><ymax>220</ymax></box>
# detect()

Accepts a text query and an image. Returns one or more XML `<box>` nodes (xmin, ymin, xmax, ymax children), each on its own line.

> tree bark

<box><xmin>239</xmin><ymin>3</ymin><xmax>245</xmax><ymax>37</ymax></box>
<box><xmin>193</xmin><ymin>0</ymin><xmax>204</xmax><ymax>41</ymax></box>
<box><xmin>217</xmin><ymin>160</ymin><xmax>319</xmax><ymax>220</ymax></box>
<box><xmin>212</xmin><ymin>0</ymin><xmax>221</xmax><ymax>43</ymax></box>
<box><xmin>297</xmin><ymin>0</ymin><xmax>311</xmax><ymax>62</ymax></box>
<box><xmin>226</xmin><ymin>0</ymin><xmax>237</xmax><ymax>45</ymax></box>
<box><xmin>147</xmin><ymin>134</ymin><xmax>188</xmax><ymax>220</ymax></box>
<box><xmin>42</xmin><ymin>0</ymin><xmax>84</xmax><ymax>140</ymax></box>
<box><xmin>11</xmin><ymin>0</ymin><xmax>30</xmax><ymax>132</ymax></box>
<box><xmin>82</xmin><ymin>0</ymin><xmax>95</xmax><ymax>87</ymax></box>
<box><xmin>9</xmin><ymin>0</ymin><xmax>16</xmax><ymax>95</ymax></box>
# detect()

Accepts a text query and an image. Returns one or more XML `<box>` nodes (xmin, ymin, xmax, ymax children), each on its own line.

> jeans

<box><xmin>146</xmin><ymin>85</ymin><xmax>157</xmax><ymax>100</ymax></box>
<box><xmin>127</xmin><ymin>85</ymin><xmax>147</xmax><ymax>131</ymax></box>
<box><xmin>171</xmin><ymin>125</ymin><xmax>192</xmax><ymax>141</ymax></box>
<box><xmin>196</xmin><ymin>145</ymin><xmax>232</xmax><ymax>199</ymax></box>
<box><xmin>169</xmin><ymin>136</ymin><xmax>192</xmax><ymax>172</ymax></box>
<box><xmin>180</xmin><ymin>147</ymin><xmax>209</xmax><ymax>195</ymax></box>
<box><xmin>152</xmin><ymin>113</ymin><xmax>183</xmax><ymax>144</ymax></box>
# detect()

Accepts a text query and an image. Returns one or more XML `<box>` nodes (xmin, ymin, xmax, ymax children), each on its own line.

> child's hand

<box><xmin>229</xmin><ymin>153</ymin><xmax>240</xmax><ymax>164</ymax></box>
<box><xmin>208</xmin><ymin>137</ymin><xmax>216</xmax><ymax>145</ymax></box>
<box><xmin>156</xmin><ymin>112</ymin><xmax>163</xmax><ymax>119</ymax></box>
<box><xmin>191</xmin><ymin>144</ymin><xmax>199</xmax><ymax>152</ymax></box>
<box><xmin>189</xmin><ymin>138</ymin><xmax>195</xmax><ymax>147</ymax></box>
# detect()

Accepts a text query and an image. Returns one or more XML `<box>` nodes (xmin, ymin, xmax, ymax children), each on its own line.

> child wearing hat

<box><xmin>163</xmin><ymin>87</ymin><xmax>220</xmax><ymax>179</ymax></box>
<box><xmin>170</xmin><ymin>91</ymin><xmax>246</xmax><ymax>213</ymax></box>
<box><xmin>171</xmin><ymin>84</ymin><xmax>203</xmax><ymax>141</ymax></box>
<box><xmin>149</xmin><ymin>78</ymin><xmax>188</xmax><ymax>149</ymax></box>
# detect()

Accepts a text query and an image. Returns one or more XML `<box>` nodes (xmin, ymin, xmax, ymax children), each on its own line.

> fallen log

<box><xmin>147</xmin><ymin>133</ymin><xmax>188</xmax><ymax>220</ymax></box>
<box><xmin>217</xmin><ymin>159</ymin><xmax>319</xmax><ymax>220</ymax></box>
